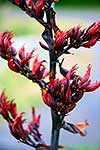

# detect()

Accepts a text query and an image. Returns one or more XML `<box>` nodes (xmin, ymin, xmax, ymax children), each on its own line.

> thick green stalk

<box><xmin>45</xmin><ymin>4</ymin><xmax>61</xmax><ymax>150</ymax></box>
<box><xmin>49</xmin><ymin>54</ymin><xmax>61</xmax><ymax>150</ymax></box>
<box><xmin>50</xmin><ymin>111</ymin><xmax>61</xmax><ymax>150</ymax></box>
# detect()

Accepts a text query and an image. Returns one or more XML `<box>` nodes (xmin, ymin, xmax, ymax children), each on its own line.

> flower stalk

<box><xmin>44</xmin><ymin>4</ymin><xmax>61</xmax><ymax>150</ymax></box>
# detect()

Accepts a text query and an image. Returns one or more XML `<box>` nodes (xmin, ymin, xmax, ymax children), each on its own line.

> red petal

<box><xmin>33</xmin><ymin>114</ymin><xmax>41</xmax><ymax>127</ymax></box>
<box><xmin>66</xmin><ymin>84</ymin><xmax>71</xmax><ymax>102</ymax></box>
<box><xmin>83</xmin><ymin>37</ymin><xmax>99</xmax><ymax>48</ymax></box>
<box><xmin>31</xmin><ymin>107</ymin><xmax>41</xmax><ymax>127</ymax></box>
<box><xmin>26</xmin><ymin>0</ymin><xmax>34</xmax><ymax>7</ymax></box>
<box><xmin>79</xmin><ymin>79</ymin><xmax>91</xmax><ymax>90</ymax></box>
<box><xmin>66</xmin><ymin>64</ymin><xmax>78</xmax><ymax>80</ymax></box>
<box><xmin>85</xmin><ymin>22</ymin><xmax>100</xmax><ymax>37</ymax></box>
<box><xmin>85</xmin><ymin>81</ymin><xmax>100</xmax><ymax>92</ymax></box>
<box><xmin>15</xmin><ymin>0</ymin><xmax>20</xmax><ymax>5</ymax></box>
<box><xmin>0</xmin><ymin>32</ymin><xmax>14</xmax><ymax>52</ymax></box>
<box><xmin>21</xmin><ymin>50</ymin><xmax>34</xmax><ymax>65</ymax></box>
<box><xmin>8</xmin><ymin>58</ymin><xmax>19</xmax><ymax>73</ymax></box>
<box><xmin>19</xmin><ymin>46</ymin><xmax>25</xmax><ymax>60</ymax></box>
<box><xmin>35</xmin><ymin>0</ymin><xmax>44</xmax><ymax>17</ymax></box>
<box><xmin>42</xmin><ymin>90</ymin><xmax>55</xmax><ymax>108</ymax></box>
<box><xmin>32</xmin><ymin>56</ymin><xmax>45</xmax><ymax>75</ymax></box>
<box><xmin>79</xmin><ymin>64</ymin><xmax>91</xmax><ymax>86</ymax></box>
<box><xmin>9</xmin><ymin>101</ymin><xmax>17</xmax><ymax>119</ymax></box>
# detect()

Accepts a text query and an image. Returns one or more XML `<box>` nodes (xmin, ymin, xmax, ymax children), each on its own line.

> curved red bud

<box><xmin>15</xmin><ymin>0</ymin><xmax>20</xmax><ymax>6</ymax></box>
<box><xmin>31</xmin><ymin>107</ymin><xmax>41</xmax><ymax>127</ymax></box>
<box><xmin>21</xmin><ymin>50</ymin><xmax>34</xmax><ymax>65</ymax></box>
<box><xmin>42</xmin><ymin>90</ymin><xmax>55</xmax><ymax>109</ymax></box>
<box><xmin>54</xmin><ymin>31</ymin><xmax>68</xmax><ymax>50</ymax></box>
<box><xmin>35</xmin><ymin>0</ymin><xmax>45</xmax><ymax>17</ymax></box>
<box><xmin>85</xmin><ymin>22</ymin><xmax>100</xmax><ymax>37</ymax></box>
<box><xmin>79</xmin><ymin>64</ymin><xmax>91</xmax><ymax>86</ymax></box>
<box><xmin>66</xmin><ymin>84</ymin><xmax>71</xmax><ymax>102</ymax></box>
<box><xmin>26</xmin><ymin>0</ymin><xmax>34</xmax><ymax>7</ymax></box>
<box><xmin>66</xmin><ymin>64</ymin><xmax>78</xmax><ymax>80</ymax></box>
<box><xmin>82</xmin><ymin>36</ymin><xmax>99</xmax><ymax>48</ymax></box>
<box><xmin>8</xmin><ymin>58</ymin><xmax>20</xmax><ymax>73</ymax></box>
<box><xmin>19</xmin><ymin>46</ymin><xmax>25</xmax><ymax>60</ymax></box>
<box><xmin>79</xmin><ymin>79</ymin><xmax>91</xmax><ymax>90</ymax></box>
<box><xmin>85</xmin><ymin>81</ymin><xmax>100</xmax><ymax>92</ymax></box>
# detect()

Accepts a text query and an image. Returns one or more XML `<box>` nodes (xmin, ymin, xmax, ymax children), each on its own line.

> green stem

<box><xmin>45</xmin><ymin>4</ymin><xmax>61</xmax><ymax>150</ymax></box>
<box><xmin>36</xmin><ymin>148</ymin><xmax>42</xmax><ymax>150</ymax></box>
<box><xmin>49</xmin><ymin>55</ymin><xmax>61</xmax><ymax>150</ymax></box>
<box><xmin>51</xmin><ymin>111</ymin><xmax>61</xmax><ymax>150</ymax></box>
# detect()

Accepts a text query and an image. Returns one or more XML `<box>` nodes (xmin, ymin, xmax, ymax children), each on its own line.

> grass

<box><xmin>55</xmin><ymin>0</ymin><xmax>100</xmax><ymax>9</ymax></box>
<box><xmin>63</xmin><ymin>146</ymin><xmax>100</xmax><ymax>150</ymax></box>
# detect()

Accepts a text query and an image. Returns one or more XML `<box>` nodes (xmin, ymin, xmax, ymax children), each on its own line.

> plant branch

<box><xmin>43</xmin><ymin>4</ymin><xmax>62</xmax><ymax>150</ymax></box>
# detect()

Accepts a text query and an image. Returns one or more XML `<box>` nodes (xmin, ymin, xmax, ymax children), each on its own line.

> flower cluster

<box><xmin>8</xmin><ymin>0</ymin><xmax>59</xmax><ymax>20</ymax></box>
<box><xmin>0</xmin><ymin>32</ymin><xmax>16</xmax><ymax>59</ymax></box>
<box><xmin>53</xmin><ymin>22</ymin><xmax>100</xmax><ymax>57</ymax></box>
<box><xmin>0</xmin><ymin>32</ymin><xmax>48</xmax><ymax>83</ymax></box>
<box><xmin>42</xmin><ymin>64</ymin><xmax>100</xmax><ymax>116</ymax></box>
<box><xmin>0</xmin><ymin>91</ymin><xmax>46</xmax><ymax>149</ymax></box>
<box><xmin>0</xmin><ymin>91</ymin><xmax>64</xmax><ymax>149</ymax></box>
<box><xmin>10</xmin><ymin>0</ymin><xmax>45</xmax><ymax>17</ymax></box>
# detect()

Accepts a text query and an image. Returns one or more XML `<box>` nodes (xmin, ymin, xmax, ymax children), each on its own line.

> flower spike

<box><xmin>0</xmin><ymin>32</ymin><xmax>16</xmax><ymax>59</ymax></box>
<box><xmin>0</xmin><ymin>91</ymin><xmax>48</xmax><ymax>148</ymax></box>
<box><xmin>40</xmin><ymin>64</ymin><xmax>100</xmax><ymax>116</ymax></box>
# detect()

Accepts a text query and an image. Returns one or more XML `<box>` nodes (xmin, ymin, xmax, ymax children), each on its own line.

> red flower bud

<box><xmin>65</xmin><ymin>64</ymin><xmax>78</xmax><ymax>80</ymax></box>
<box><xmin>54</xmin><ymin>31</ymin><xmax>68</xmax><ymax>50</ymax></box>
<box><xmin>32</xmin><ymin>107</ymin><xmax>41</xmax><ymax>127</ymax></box>
<box><xmin>42</xmin><ymin>89</ymin><xmax>55</xmax><ymax>108</ymax></box>
<box><xmin>9</xmin><ymin>113</ymin><xmax>28</xmax><ymax>140</ymax></box>
<box><xmin>35</xmin><ymin>0</ymin><xmax>45</xmax><ymax>17</ymax></box>
<box><xmin>15</xmin><ymin>0</ymin><xmax>20</xmax><ymax>6</ymax></box>
<box><xmin>0</xmin><ymin>32</ymin><xmax>14</xmax><ymax>53</ymax></box>
<box><xmin>82</xmin><ymin>36</ymin><xmax>99</xmax><ymax>48</ymax></box>
<box><xmin>20</xmin><ymin>50</ymin><xmax>34</xmax><ymax>65</ymax></box>
<box><xmin>66</xmin><ymin>84</ymin><xmax>71</xmax><ymax>102</ymax></box>
<box><xmin>26</xmin><ymin>0</ymin><xmax>34</xmax><ymax>7</ymax></box>
<box><xmin>8</xmin><ymin>58</ymin><xmax>20</xmax><ymax>73</ymax></box>
<box><xmin>8</xmin><ymin>100</ymin><xmax>17</xmax><ymax>119</ymax></box>
<box><xmin>79</xmin><ymin>64</ymin><xmax>91</xmax><ymax>87</ymax></box>
<box><xmin>19</xmin><ymin>46</ymin><xmax>25</xmax><ymax>60</ymax></box>
<box><xmin>79</xmin><ymin>79</ymin><xmax>91</xmax><ymax>90</ymax></box>
<box><xmin>32</xmin><ymin>56</ymin><xmax>48</xmax><ymax>80</ymax></box>
<box><xmin>0</xmin><ymin>91</ymin><xmax>17</xmax><ymax>121</ymax></box>
<box><xmin>85</xmin><ymin>81</ymin><xmax>100</xmax><ymax>92</ymax></box>
<box><xmin>85</xmin><ymin>22</ymin><xmax>100</xmax><ymax>37</ymax></box>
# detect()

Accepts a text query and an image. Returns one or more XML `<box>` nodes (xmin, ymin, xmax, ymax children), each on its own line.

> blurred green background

<box><xmin>0</xmin><ymin>0</ymin><xmax>100</xmax><ymax>6</ymax></box>
<box><xmin>56</xmin><ymin>0</ymin><xmax>100</xmax><ymax>7</ymax></box>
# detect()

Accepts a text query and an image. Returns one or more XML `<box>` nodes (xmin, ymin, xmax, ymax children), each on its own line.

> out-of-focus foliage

<box><xmin>64</xmin><ymin>146</ymin><xmax>100</xmax><ymax>150</ymax></box>
<box><xmin>0</xmin><ymin>0</ymin><xmax>8</xmax><ymax>5</ymax></box>
<box><xmin>0</xmin><ymin>0</ymin><xmax>100</xmax><ymax>7</ymax></box>
<box><xmin>56</xmin><ymin>0</ymin><xmax>100</xmax><ymax>7</ymax></box>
